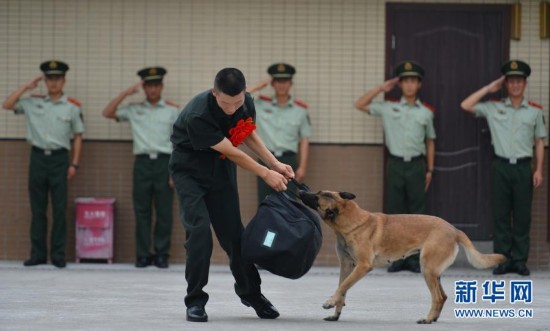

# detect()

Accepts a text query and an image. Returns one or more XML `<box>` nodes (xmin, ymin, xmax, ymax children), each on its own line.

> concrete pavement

<box><xmin>1</xmin><ymin>261</ymin><xmax>549</xmax><ymax>331</ymax></box>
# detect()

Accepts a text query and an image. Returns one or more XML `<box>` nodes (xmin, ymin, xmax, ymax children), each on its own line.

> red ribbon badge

<box><xmin>220</xmin><ymin>117</ymin><xmax>256</xmax><ymax>159</ymax></box>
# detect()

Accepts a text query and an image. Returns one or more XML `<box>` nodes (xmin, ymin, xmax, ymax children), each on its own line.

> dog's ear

<box><xmin>339</xmin><ymin>192</ymin><xmax>356</xmax><ymax>200</ymax></box>
<box><xmin>325</xmin><ymin>208</ymin><xmax>339</xmax><ymax>221</ymax></box>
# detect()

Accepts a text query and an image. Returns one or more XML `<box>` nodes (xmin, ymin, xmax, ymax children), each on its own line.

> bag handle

<box><xmin>282</xmin><ymin>178</ymin><xmax>311</xmax><ymax>201</ymax></box>
<box><xmin>290</xmin><ymin>178</ymin><xmax>310</xmax><ymax>192</ymax></box>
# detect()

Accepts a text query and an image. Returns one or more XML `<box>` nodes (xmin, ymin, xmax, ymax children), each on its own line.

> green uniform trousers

<box><xmin>133</xmin><ymin>154</ymin><xmax>173</xmax><ymax>258</ymax></box>
<box><xmin>492</xmin><ymin>158</ymin><xmax>533</xmax><ymax>266</ymax></box>
<box><xmin>28</xmin><ymin>147</ymin><xmax>69</xmax><ymax>261</ymax></box>
<box><xmin>170</xmin><ymin>151</ymin><xmax>262</xmax><ymax>308</ymax></box>
<box><xmin>386</xmin><ymin>156</ymin><xmax>427</xmax><ymax>266</ymax></box>
<box><xmin>257</xmin><ymin>152</ymin><xmax>298</xmax><ymax>204</ymax></box>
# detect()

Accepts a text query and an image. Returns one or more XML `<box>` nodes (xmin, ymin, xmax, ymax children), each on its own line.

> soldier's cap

<box><xmin>395</xmin><ymin>61</ymin><xmax>424</xmax><ymax>80</ymax></box>
<box><xmin>137</xmin><ymin>67</ymin><xmax>167</xmax><ymax>83</ymax></box>
<box><xmin>501</xmin><ymin>60</ymin><xmax>530</xmax><ymax>78</ymax></box>
<box><xmin>40</xmin><ymin>60</ymin><xmax>69</xmax><ymax>76</ymax></box>
<box><xmin>267</xmin><ymin>63</ymin><xmax>296</xmax><ymax>79</ymax></box>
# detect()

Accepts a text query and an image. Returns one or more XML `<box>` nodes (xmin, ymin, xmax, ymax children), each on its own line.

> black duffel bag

<box><xmin>241</xmin><ymin>180</ymin><xmax>322</xmax><ymax>279</ymax></box>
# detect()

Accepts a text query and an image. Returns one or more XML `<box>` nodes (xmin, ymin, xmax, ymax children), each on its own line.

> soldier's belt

<box><xmin>271</xmin><ymin>150</ymin><xmax>296</xmax><ymax>158</ymax></box>
<box><xmin>136</xmin><ymin>153</ymin><xmax>171</xmax><ymax>160</ymax></box>
<box><xmin>494</xmin><ymin>155</ymin><xmax>532</xmax><ymax>165</ymax></box>
<box><xmin>32</xmin><ymin>146</ymin><xmax>68</xmax><ymax>156</ymax></box>
<box><xmin>389</xmin><ymin>154</ymin><xmax>424</xmax><ymax>162</ymax></box>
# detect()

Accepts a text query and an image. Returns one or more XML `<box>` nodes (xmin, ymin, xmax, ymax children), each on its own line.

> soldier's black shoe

<box><xmin>241</xmin><ymin>294</ymin><xmax>280</xmax><ymax>319</ymax></box>
<box><xmin>387</xmin><ymin>260</ymin><xmax>405</xmax><ymax>272</ymax></box>
<box><xmin>23</xmin><ymin>257</ymin><xmax>47</xmax><ymax>266</ymax></box>
<box><xmin>135</xmin><ymin>256</ymin><xmax>151</xmax><ymax>268</ymax></box>
<box><xmin>492</xmin><ymin>263</ymin><xmax>510</xmax><ymax>275</ymax></box>
<box><xmin>52</xmin><ymin>259</ymin><xmax>66</xmax><ymax>268</ymax></box>
<box><xmin>408</xmin><ymin>263</ymin><xmax>421</xmax><ymax>273</ymax></box>
<box><xmin>186</xmin><ymin>305</ymin><xmax>208</xmax><ymax>322</ymax></box>
<box><xmin>154</xmin><ymin>255</ymin><xmax>169</xmax><ymax>269</ymax></box>
<box><xmin>515</xmin><ymin>264</ymin><xmax>530</xmax><ymax>276</ymax></box>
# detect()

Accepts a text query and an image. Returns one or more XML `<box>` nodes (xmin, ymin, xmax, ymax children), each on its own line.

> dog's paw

<box><xmin>416</xmin><ymin>318</ymin><xmax>433</xmax><ymax>324</ymax></box>
<box><xmin>324</xmin><ymin>314</ymin><xmax>340</xmax><ymax>322</ymax></box>
<box><xmin>322</xmin><ymin>300</ymin><xmax>335</xmax><ymax>309</ymax></box>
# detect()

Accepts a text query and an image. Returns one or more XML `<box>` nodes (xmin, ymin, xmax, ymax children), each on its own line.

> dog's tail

<box><xmin>457</xmin><ymin>230</ymin><xmax>506</xmax><ymax>269</ymax></box>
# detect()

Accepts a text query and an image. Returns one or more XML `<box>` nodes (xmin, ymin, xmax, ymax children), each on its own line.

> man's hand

<box><xmin>262</xmin><ymin>169</ymin><xmax>289</xmax><ymax>192</ymax></box>
<box><xmin>380</xmin><ymin>77</ymin><xmax>399</xmax><ymax>93</ymax></box>
<box><xmin>425</xmin><ymin>172</ymin><xmax>432</xmax><ymax>191</ymax></box>
<box><xmin>67</xmin><ymin>166</ymin><xmax>77</xmax><ymax>181</ymax></box>
<box><xmin>271</xmin><ymin>161</ymin><xmax>295</xmax><ymax>179</ymax></box>
<box><xmin>486</xmin><ymin>76</ymin><xmax>505</xmax><ymax>93</ymax></box>
<box><xmin>295</xmin><ymin>166</ymin><xmax>306</xmax><ymax>183</ymax></box>
<box><xmin>25</xmin><ymin>75</ymin><xmax>43</xmax><ymax>90</ymax></box>
<box><xmin>125</xmin><ymin>81</ymin><xmax>143</xmax><ymax>96</ymax></box>
<box><xmin>533</xmin><ymin>170</ymin><xmax>543</xmax><ymax>188</ymax></box>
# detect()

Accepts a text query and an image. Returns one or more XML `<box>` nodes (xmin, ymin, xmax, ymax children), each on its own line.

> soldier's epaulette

<box><xmin>384</xmin><ymin>97</ymin><xmax>399</xmax><ymax>103</ymax></box>
<box><xmin>259</xmin><ymin>95</ymin><xmax>272</xmax><ymax>102</ymax></box>
<box><xmin>489</xmin><ymin>98</ymin><xmax>504</xmax><ymax>102</ymax></box>
<box><xmin>294</xmin><ymin>99</ymin><xmax>308</xmax><ymax>109</ymax></box>
<box><xmin>422</xmin><ymin>102</ymin><xmax>435</xmax><ymax>113</ymax></box>
<box><xmin>528</xmin><ymin>101</ymin><xmax>543</xmax><ymax>110</ymax></box>
<box><xmin>30</xmin><ymin>94</ymin><xmax>46</xmax><ymax>98</ymax></box>
<box><xmin>67</xmin><ymin>97</ymin><xmax>81</xmax><ymax>107</ymax></box>
<box><xmin>165</xmin><ymin>100</ymin><xmax>180</xmax><ymax>108</ymax></box>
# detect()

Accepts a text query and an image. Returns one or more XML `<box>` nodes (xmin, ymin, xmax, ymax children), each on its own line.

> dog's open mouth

<box><xmin>298</xmin><ymin>190</ymin><xmax>319</xmax><ymax>209</ymax></box>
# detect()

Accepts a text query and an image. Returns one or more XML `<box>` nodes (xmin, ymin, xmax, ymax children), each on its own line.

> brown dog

<box><xmin>298</xmin><ymin>190</ymin><xmax>506</xmax><ymax>324</ymax></box>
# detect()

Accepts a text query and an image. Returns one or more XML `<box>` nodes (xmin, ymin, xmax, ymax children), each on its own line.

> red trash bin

<box><xmin>75</xmin><ymin>197</ymin><xmax>116</xmax><ymax>263</ymax></box>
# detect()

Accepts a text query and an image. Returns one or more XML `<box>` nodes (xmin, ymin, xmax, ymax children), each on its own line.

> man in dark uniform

<box><xmin>170</xmin><ymin>68</ymin><xmax>294</xmax><ymax>322</ymax></box>
<box><xmin>461</xmin><ymin>60</ymin><xmax>546</xmax><ymax>276</ymax></box>
<box><xmin>2</xmin><ymin>60</ymin><xmax>84</xmax><ymax>268</ymax></box>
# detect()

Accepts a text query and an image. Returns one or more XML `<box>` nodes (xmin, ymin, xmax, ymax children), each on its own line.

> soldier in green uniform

<box><xmin>354</xmin><ymin>61</ymin><xmax>436</xmax><ymax>273</ymax></box>
<box><xmin>102</xmin><ymin>67</ymin><xmax>180</xmax><ymax>268</ymax></box>
<box><xmin>247</xmin><ymin>63</ymin><xmax>312</xmax><ymax>203</ymax></box>
<box><xmin>461</xmin><ymin>60</ymin><xmax>546</xmax><ymax>276</ymax></box>
<box><xmin>170</xmin><ymin>68</ymin><xmax>294</xmax><ymax>322</ymax></box>
<box><xmin>2</xmin><ymin>60</ymin><xmax>84</xmax><ymax>268</ymax></box>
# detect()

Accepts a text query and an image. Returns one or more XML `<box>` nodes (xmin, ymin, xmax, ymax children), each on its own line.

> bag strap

<box><xmin>283</xmin><ymin>178</ymin><xmax>311</xmax><ymax>200</ymax></box>
<box><xmin>290</xmin><ymin>178</ymin><xmax>310</xmax><ymax>192</ymax></box>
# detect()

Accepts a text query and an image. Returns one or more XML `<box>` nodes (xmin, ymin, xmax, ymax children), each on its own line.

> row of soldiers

<box><xmin>2</xmin><ymin>59</ymin><xmax>545</xmax><ymax>322</ymax></box>
<box><xmin>1</xmin><ymin>61</ymin><xmax>311</xmax><ymax>270</ymax></box>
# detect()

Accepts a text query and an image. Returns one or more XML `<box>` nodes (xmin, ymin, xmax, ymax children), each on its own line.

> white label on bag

<box><xmin>263</xmin><ymin>231</ymin><xmax>276</xmax><ymax>248</ymax></box>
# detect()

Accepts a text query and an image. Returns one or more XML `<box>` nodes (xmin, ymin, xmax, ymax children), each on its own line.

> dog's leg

<box><xmin>324</xmin><ymin>256</ymin><xmax>354</xmax><ymax>321</ymax></box>
<box><xmin>323</xmin><ymin>262</ymin><xmax>372</xmax><ymax>321</ymax></box>
<box><xmin>418</xmin><ymin>271</ymin><xmax>447</xmax><ymax>324</ymax></box>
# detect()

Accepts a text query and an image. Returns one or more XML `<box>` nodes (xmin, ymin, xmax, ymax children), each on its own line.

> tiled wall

<box><xmin>0</xmin><ymin>0</ymin><xmax>548</xmax><ymax>267</ymax></box>
<box><xmin>0</xmin><ymin>0</ymin><xmax>548</xmax><ymax>143</ymax></box>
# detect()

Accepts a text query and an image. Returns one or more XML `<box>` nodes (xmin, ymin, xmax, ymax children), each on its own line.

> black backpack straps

<box><xmin>290</xmin><ymin>178</ymin><xmax>311</xmax><ymax>192</ymax></box>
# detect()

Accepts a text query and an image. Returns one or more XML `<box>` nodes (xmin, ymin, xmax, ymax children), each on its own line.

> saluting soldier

<box><xmin>170</xmin><ymin>68</ymin><xmax>294</xmax><ymax>322</ymax></box>
<box><xmin>354</xmin><ymin>61</ymin><xmax>436</xmax><ymax>273</ymax></box>
<box><xmin>461</xmin><ymin>60</ymin><xmax>546</xmax><ymax>276</ymax></box>
<box><xmin>247</xmin><ymin>63</ymin><xmax>312</xmax><ymax>203</ymax></box>
<box><xmin>2</xmin><ymin>60</ymin><xmax>84</xmax><ymax>268</ymax></box>
<box><xmin>102</xmin><ymin>67</ymin><xmax>180</xmax><ymax>268</ymax></box>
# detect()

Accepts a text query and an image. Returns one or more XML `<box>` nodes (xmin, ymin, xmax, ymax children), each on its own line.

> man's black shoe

<box><xmin>154</xmin><ymin>255</ymin><xmax>169</xmax><ymax>269</ymax></box>
<box><xmin>241</xmin><ymin>294</ymin><xmax>280</xmax><ymax>319</ymax></box>
<box><xmin>135</xmin><ymin>256</ymin><xmax>151</xmax><ymax>268</ymax></box>
<box><xmin>387</xmin><ymin>260</ymin><xmax>405</xmax><ymax>273</ymax></box>
<box><xmin>186</xmin><ymin>305</ymin><xmax>208</xmax><ymax>322</ymax></box>
<box><xmin>23</xmin><ymin>257</ymin><xmax>47</xmax><ymax>267</ymax></box>
<box><xmin>52</xmin><ymin>259</ymin><xmax>66</xmax><ymax>268</ymax></box>
<box><xmin>515</xmin><ymin>264</ymin><xmax>530</xmax><ymax>276</ymax></box>
<box><xmin>492</xmin><ymin>263</ymin><xmax>510</xmax><ymax>275</ymax></box>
